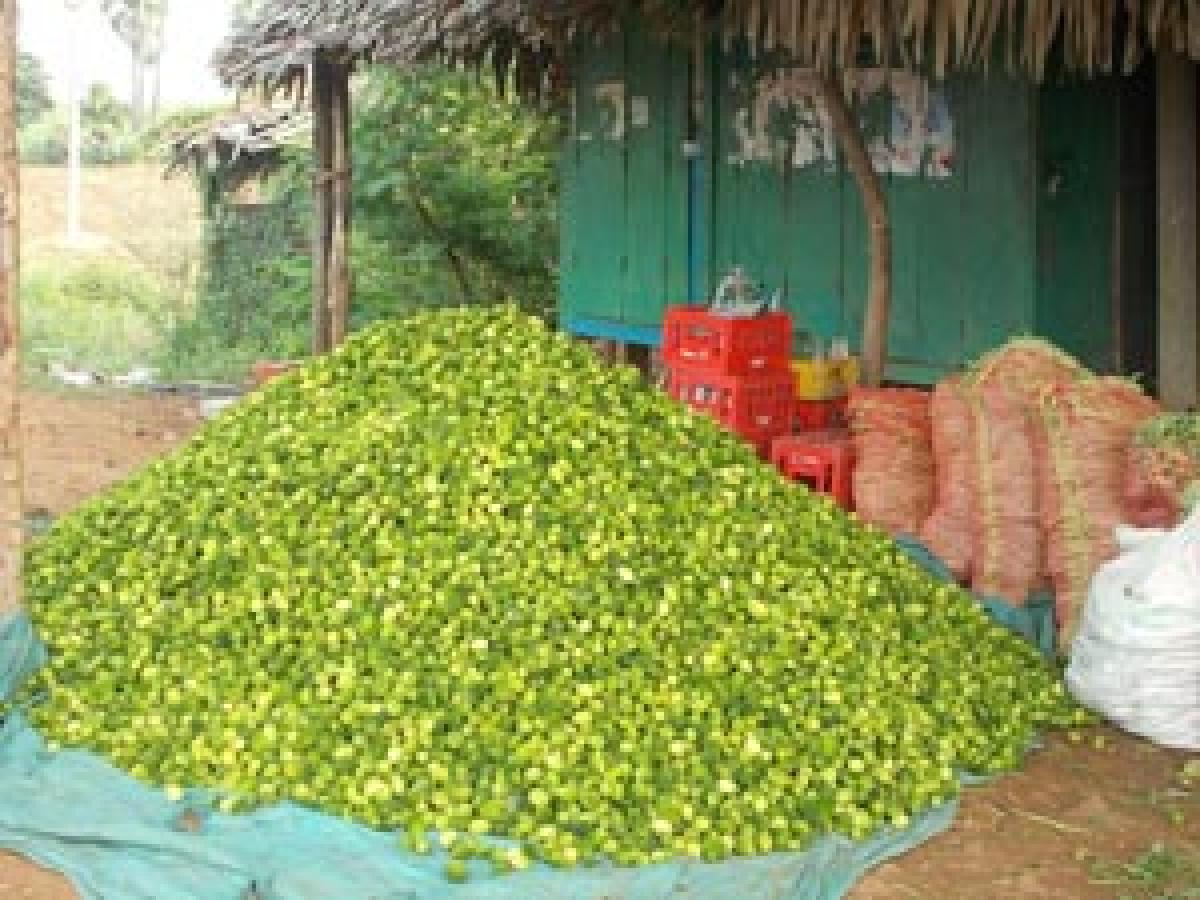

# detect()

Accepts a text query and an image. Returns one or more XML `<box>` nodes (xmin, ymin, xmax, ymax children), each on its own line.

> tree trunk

<box><xmin>310</xmin><ymin>55</ymin><xmax>333</xmax><ymax>355</ymax></box>
<box><xmin>328</xmin><ymin>64</ymin><xmax>351</xmax><ymax>347</ymax></box>
<box><xmin>150</xmin><ymin>56</ymin><xmax>162</xmax><ymax>119</ymax></box>
<box><xmin>408</xmin><ymin>186</ymin><xmax>471</xmax><ymax>304</ymax></box>
<box><xmin>148</xmin><ymin>0</ymin><xmax>166</xmax><ymax>119</ymax></box>
<box><xmin>818</xmin><ymin>76</ymin><xmax>891</xmax><ymax>387</ymax></box>
<box><xmin>0</xmin><ymin>0</ymin><xmax>23</xmax><ymax>614</ymax></box>
<box><xmin>130</xmin><ymin>37</ymin><xmax>145</xmax><ymax>130</ymax></box>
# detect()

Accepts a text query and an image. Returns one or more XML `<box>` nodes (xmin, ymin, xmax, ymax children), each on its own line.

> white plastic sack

<box><xmin>1066</xmin><ymin>511</ymin><xmax>1200</xmax><ymax>751</ymax></box>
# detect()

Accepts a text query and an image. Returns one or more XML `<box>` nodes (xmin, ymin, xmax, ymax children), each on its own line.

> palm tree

<box><xmin>100</xmin><ymin>0</ymin><xmax>168</xmax><ymax>127</ymax></box>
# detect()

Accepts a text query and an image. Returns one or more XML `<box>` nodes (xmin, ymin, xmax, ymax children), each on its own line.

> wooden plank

<box><xmin>782</xmin><ymin>131</ymin><xmax>844</xmax><ymax>350</ymax></box>
<box><xmin>839</xmin><ymin>139</ymin><xmax>868</xmax><ymax>355</ymax></box>
<box><xmin>310</xmin><ymin>55</ymin><xmax>333</xmax><ymax>355</ymax></box>
<box><xmin>711</xmin><ymin>44</ymin><xmax>744</xmax><ymax>284</ymax></box>
<box><xmin>0</xmin><ymin>0</ymin><xmax>20</xmax><ymax>613</ymax></box>
<box><xmin>1115</xmin><ymin>64</ymin><xmax>1158</xmax><ymax>380</ymax></box>
<box><xmin>1157</xmin><ymin>52</ymin><xmax>1199</xmax><ymax>410</ymax></box>
<box><xmin>913</xmin><ymin>77</ymin><xmax>967</xmax><ymax>371</ymax></box>
<box><xmin>709</xmin><ymin>49</ymin><xmax>847</xmax><ymax>350</ymax></box>
<box><xmin>685</xmin><ymin>32</ymin><xmax>715</xmax><ymax>304</ymax></box>
<box><xmin>622</xmin><ymin>25</ymin><xmax>668</xmax><ymax>327</ymax></box>
<box><xmin>563</xmin><ymin>31</ymin><xmax>626</xmax><ymax>324</ymax></box>
<box><xmin>559</xmin><ymin>69</ymin><xmax>579</xmax><ymax>319</ymax></box>
<box><xmin>959</xmin><ymin>72</ymin><xmax>1037</xmax><ymax>360</ymax></box>
<box><xmin>328</xmin><ymin>64</ymin><xmax>352</xmax><ymax>347</ymax></box>
<box><xmin>662</xmin><ymin>39</ymin><xmax>690</xmax><ymax>307</ymax></box>
<box><xmin>747</xmin><ymin>110</ymin><xmax>787</xmax><ymax>312</ymax></box>
<box><xmin>1034</xmin><ymin>76</ymin><xmax>1119</xmax><ymax>372</ymax></box>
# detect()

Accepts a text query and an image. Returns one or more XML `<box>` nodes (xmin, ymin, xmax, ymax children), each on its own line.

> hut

<box><xmin>166</xmin><ymin>108</ymin><xmax>311</xmax><ymax>211</ymax></box>
<box><xmin>215</xmin><ymin>0</ymin><xmax>1200</xmax><ymax>406</ymax></box>
<box><xmin>163</xmin><ymin>109</ymin><xmax>313</xmax><ymax>359</ymax></box>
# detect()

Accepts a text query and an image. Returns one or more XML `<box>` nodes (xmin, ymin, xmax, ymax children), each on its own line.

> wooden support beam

<box><xmin>310</xmin><ymin>54</ymin><xmax>334</xmax><ymax>355</ymax></box>
<box><xmin>328</xmin><ymin>63</ymin><xmax>352</xmax><ymax>347</ymax></box>
<box><xmin>0</xmin><ymin>0</ymin><xmax>21</xmax><ymax>614</ymax></box>
<box><xmin>1157</xmin><ymin>53</ymin><xmax>1200</xmax><ymax>410</ymax></box>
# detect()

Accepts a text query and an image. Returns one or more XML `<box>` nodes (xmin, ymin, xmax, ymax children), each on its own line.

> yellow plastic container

<box><xmin>792</xmin><ymin>359</ymin><xmax>842</xmax><ymax>401</ymax></box>
<box><xmin>792</xmin><ymin>356</ymin><xmax>860</xmax><ymax>400</ymax></box>
<box><xmin>836</xmin><ymin>356</ymin><xmax>861</xmax><ymax>392</ymax></box>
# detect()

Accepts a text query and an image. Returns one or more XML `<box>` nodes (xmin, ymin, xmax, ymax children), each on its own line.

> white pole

<box><xmin>65</xmin><ymin>0</ymin><xmax>83</xmax><ymax>245</ymax></box>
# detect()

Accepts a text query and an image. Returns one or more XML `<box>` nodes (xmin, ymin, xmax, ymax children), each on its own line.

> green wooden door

<box><xmin>561</xmin><ymin>22</ymin><xmax>1118</xmax><ymax>379</ymax></box>
<box><xmin>623</xmin><ymin>28</ymin><xmax>689</xmax><ymax>328</ymax></box>
<box><xmin>711</xmin><ymin>53</ymin><xmax>1041</xmax><ymax>381</ymax></box>
<box><xmin>1035</xmin><ymin>78</ymin><xmax>1120</xmax><ymax>373</ymax></box>
<box><xmin>711</xmin><ymin>51</ymin><xmax>845</xmax><ymax>350</ymax></box>
<box><xmin>561</xmin><ymin>33</ymin><xmax>627</xmax><ymax>326</ymax></box>
<box><xmin>560</xmin><ymin>27</ymin><xmax>689</xmax><ymax>339</ymax></box>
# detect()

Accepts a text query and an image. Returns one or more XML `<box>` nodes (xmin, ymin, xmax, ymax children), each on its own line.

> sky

<box><xmin>19</xmin><ymin>1</ymin><xmax>236</xmax><ymax>108</ymax></box>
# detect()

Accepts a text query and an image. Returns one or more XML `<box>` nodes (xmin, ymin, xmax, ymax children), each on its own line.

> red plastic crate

<box><xmin>667</xmin><ymin>370</ymin><xmax>795</xmax><ymax>452</ymax></box>
<box><xmin>794</xmin><ymin>396</ymin><xmax>849</xmax><ymax>431</ymax></box>
<box><xmin>662</xmin><ymin>306</ymin><xmax>792</xmax><ymax>376</ymax></box>
<box><xmin>770</xmin><ymin>431</ymin><xmax>855</xmax><ymax>509</ymax></box>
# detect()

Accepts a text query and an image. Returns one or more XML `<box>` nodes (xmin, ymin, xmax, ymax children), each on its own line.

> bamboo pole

<box><xmin>328</xmin><ymin>63</ymin><xmax>351</xmax><ymax>347</ymax></box>
<box><xmin>310</xmin><ymin>55</ymin><xmax>334</xmax><ymax>355</ymax></box>
<box><xmin>0</xmin><ymin>0</ymin><xmax>23</xmax><ymax>614</ymax></box>
<box><xmin>818</xmin><ymin>75</ymin><xmax>892</xmax><ymax>388</ymax></box>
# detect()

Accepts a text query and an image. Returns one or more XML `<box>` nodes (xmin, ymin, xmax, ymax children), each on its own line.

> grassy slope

<box><xmin>21</xmin><ymin>164</ymin><xmax>204</xmax><ymax>276</ymax></box>
<box><xmin>19</xmin><ymin>164</ymin><xmax>206</xmax><ymax>376</ymax></box>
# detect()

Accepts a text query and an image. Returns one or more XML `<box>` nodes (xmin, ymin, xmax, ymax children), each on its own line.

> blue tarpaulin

<box><xmin>1</xmin><ymin>536</ymin><xmax>1041</xmax><ymax>900</ymax></box>
<box><xmin>0</xmin><ymin>610</ymin><xmax>961</xmax><ymax>900</ymax></box>
<box><xmin>893</xmin><ymin>536</ymin><xmax>1058</xmax><ymax>658</ymax></box>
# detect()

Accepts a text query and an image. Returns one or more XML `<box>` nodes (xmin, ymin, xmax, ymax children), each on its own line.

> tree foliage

<box><xmin>82</xmin><ymin>83</ymin><xmax>131</xmax><ymax>132</ymax></box>
<box><xmin>18</xmin><ymin>83</ymin><xmax>137</xmax><ymax>166</ymax></box>
<box><xmin>168</xmin><ymin>64</ymin><xmax>561</xmax><ymax>378</ymax></box>
<box><xmin>352</xmin><ymin>67</ymin><xmax>559</xmax><ymax>315</ymax></box>
<box><xmin>17</xmin><ymin>51</ymin><xmax>52</xmax><ymax>129</ymax></box>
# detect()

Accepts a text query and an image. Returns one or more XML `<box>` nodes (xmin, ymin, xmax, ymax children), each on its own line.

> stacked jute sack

<box><xmin>848</xmin><ymin>339</ymin><xmax>1184</xmax><ymax>650</ymax></box>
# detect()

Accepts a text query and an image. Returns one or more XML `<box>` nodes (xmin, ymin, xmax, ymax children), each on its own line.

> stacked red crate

<box><xmin>770</xmin><ymin>431</ymin><xmax>855</xmax><ymax>509</ymax></box>
<box><xmin>662</xmin><ymin>305</ymin><xmax>795</xmax><ymax>455</ymax></box>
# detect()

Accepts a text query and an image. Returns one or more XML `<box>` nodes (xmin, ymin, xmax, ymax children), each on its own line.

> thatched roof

<box><xmin>214</xmin><ymin>0</ymin><xmax>565</xmax><ymax>95</ymax></box>
<box><xmin>215</xmin><ymin>0</ymin><xmax>1200</xmax><ymax>93</ymax></box>
<box><xmin>166</xmin><ymin>109</ymin><xmax>310</xmax><ymax>187</ymax></box>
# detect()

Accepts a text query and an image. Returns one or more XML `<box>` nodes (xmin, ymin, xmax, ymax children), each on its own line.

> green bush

<box><xmin>156</xmin><ymin>198</ymin><xmax>311</xmax><ymax>382</ymax></box>
<box><xmin>19</xmin><ymin>117</ymin><xmax>67</xmax><ymax>165</ymax></box>
<box><xmin>22</xmin><ymin>256</ymin><xmax>168</xmax><ymax>376</ymax></box>
<box><xmin>157</xmin><ymin>64</ymin><xmax>560</xmax><ymax>379</ymax></box>
<box><xmin>19</xmin><ymin>111</ymin><xmax>139</xmax><ymax>166</ymax></box>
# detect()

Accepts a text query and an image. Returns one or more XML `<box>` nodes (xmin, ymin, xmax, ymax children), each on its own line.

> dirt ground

<box><xmin>2</xmin><ymin>389</ymin><xmax>1198</xmax><ymax>899</ymax></box>
<box><xmin>20</xmin><ymin>388</ymin><xmax>204</xmax><ymax>517</ymax></box>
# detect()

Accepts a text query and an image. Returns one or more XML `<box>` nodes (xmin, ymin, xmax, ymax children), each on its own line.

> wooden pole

<box><xmin>310</xmin><ymin>55</ymin><xmax>334</xmax><ymax>355</ymax></box>
<box><xmin>1157</xmin><ymin>53</ymin><xmax>1199</xmax><ymax>410</ymax></box>
<box><xmin>0</xmin><ymin>0</ymin><xmax>23</xmax><ymax>614</ymax></box>
<box><xmin>328</xmin><ymin>63</ymin><xmax>351</xmax><ymax>347</ymax></box>
<box><xmin>819</xmin><ymin>76</ymin><xmax>892</xmax><ymax>388</ymax></box>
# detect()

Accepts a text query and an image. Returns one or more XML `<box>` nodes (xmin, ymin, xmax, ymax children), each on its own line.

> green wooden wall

<box><xmin>1035</xmin><ymin>77</ymin><xmax>1121</xmax><ymax>373</ymax></box>
<box><xmin>560</xmin><ymin>27</ymin><xmax>689</xmax><ymax>338</ymax></box>
<box><xmin>561</xmin><ymin>25</ymin><xmax>1136</xmax><ymax>380</ymax></box>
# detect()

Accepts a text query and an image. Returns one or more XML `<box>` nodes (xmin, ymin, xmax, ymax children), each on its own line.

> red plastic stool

<box><xmin>770</xmin><ymin>431</ymin><xmax>855</xmax><ymax>509</ymax></box>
